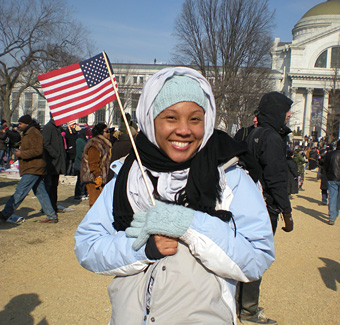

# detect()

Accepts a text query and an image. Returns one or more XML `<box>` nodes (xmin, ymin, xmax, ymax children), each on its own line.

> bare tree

<box><xmin>326</xmin><ymin>67</ymin><xmax>340</xmax><ymax>140</ymax></box>
<box><xmin>173</xmin><ymin>0</ymin><xmax>274</xmax><ymax>133</ymax></box>
<box><xmin>0</xmin><ymin>0</ymin><xmax>92</xmax><ymax>122</ymax></box>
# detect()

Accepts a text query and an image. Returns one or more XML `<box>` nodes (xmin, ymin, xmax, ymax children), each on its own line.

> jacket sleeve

<box><xmin>20</xmin><ymin>130</ymin><xmax>44</xmax><ymax>160</ymax></box>
<box><xmin>180</xmin><ymin>166</ymin><xmax>275</xmax><ymax>282</ymax></box>
<box><xmin>259</xmin><ymin>132</ymin><xmax>291</xmax><ymax>214</ymax></box>
<box><xmin>74</xmin><ymin>163</ymin><xmax>151</xmax><ymax>276</ymax></box>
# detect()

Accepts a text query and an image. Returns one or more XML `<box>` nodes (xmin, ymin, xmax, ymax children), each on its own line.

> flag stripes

<box><xmin>38</xmin><ymin>52</ymin><xmax>117</xmax><ymax>126</ymax></box>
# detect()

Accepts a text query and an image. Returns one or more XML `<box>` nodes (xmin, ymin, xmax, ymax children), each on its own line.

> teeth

<box><xmin>171</xmin><ymin>141</ymin><xmax>188</xmax><ymax>148</ymax></box>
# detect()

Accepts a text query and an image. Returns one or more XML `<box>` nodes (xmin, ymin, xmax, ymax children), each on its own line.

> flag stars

<box><xmin>80</xmin><ymin>53</ymin><xmax>110</xmax><ymax>87</ymax></box>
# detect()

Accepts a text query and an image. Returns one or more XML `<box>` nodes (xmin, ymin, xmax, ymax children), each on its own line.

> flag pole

<box><xmin>102</xmin><ymin>51</ymin><xmax>155</xmax><ymax>206</ymax></box>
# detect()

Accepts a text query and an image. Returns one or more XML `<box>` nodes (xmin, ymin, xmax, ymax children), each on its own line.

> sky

<box><xmin>70</xmin><ymin>0</ymin><xmax>324</xmax><ymax>64</ymax></box>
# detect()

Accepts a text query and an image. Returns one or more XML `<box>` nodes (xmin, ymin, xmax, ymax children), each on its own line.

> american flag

<box><xmin>38</xmin><ymin>52</ymin><xmax>117</xmax><ymax>126</ymax></box>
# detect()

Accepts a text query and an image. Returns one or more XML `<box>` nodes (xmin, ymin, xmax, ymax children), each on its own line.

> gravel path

<box><xmin>0</xmin><ymin>169</ymin><xmax>339</xmax><ymax>324</ymax></box>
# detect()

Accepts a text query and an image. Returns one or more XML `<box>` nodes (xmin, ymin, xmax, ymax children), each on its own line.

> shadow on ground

<box><xmin>318</xmin><ymin>257</ymin><xmax>340</xmax><ymax>291</ymax></box>
<box><xmin>294</xmin><ymin>205</ymin><xmax>329</xmax><ymax>224</ymax></box>
<box><xmin>297</xmin><ymin>194</ymin><xmax>322</xmax><ymax>205</ymax></box>
<box><xmin>0</xmin><ymin>293</ymin><xmax>48</xmax><ymax>324</ymax></box>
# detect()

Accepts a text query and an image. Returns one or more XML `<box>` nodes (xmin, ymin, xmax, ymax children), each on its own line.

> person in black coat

<box><xmin>65</xmin><ymin>121</ymin><xmax>77</xmax><ymax>175</ymax></box>
<box><xmin>318</xmin><ymin>147</ymin><xmax>331</xmax><ymax>205</ymax></box>
<box><xmin>237</xmin><ymin>92</ymin><xmax>294</xmax><ymax>325</ymax></box>
<box><xmin>287</xmin><ymin>150</ymin><xmax>299</xmax><ymax>195</ymax></box>
<box><xmin>42</xmin><ymin>117</ymin><xmax>67</xmax><ymax>213</ymax></box>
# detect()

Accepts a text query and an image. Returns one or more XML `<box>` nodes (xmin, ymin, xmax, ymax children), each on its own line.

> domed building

<box><xmin>271</xmin><ymin>0</ymin><xmax>340</xmax><ymax>140</ymax></box>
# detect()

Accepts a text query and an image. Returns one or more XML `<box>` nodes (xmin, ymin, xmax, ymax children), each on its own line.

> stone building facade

<box><xmin>271</xmin><ymin>0</ymin><xmax>340</xmax><ymax>139</ymax></box>
<box><xmin>5</xmin><ymin>1</ymin><xmax>340</xmax><ymax>141</ymax></box>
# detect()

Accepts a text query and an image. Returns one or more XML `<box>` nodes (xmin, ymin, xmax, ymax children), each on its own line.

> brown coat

<box><xmin>19</xmin><ymin>125</ymin><xmax>46</xmax><ymax>176</ymax></box>
<box><xmin>80</xmin><ymin>135</ymin><xmax>111</xmax><ymax>185</ymax></box>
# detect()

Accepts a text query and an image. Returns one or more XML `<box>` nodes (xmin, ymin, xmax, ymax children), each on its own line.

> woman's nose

<box><xmin>175</xmin><ymin>120</ymin><xmax>191</xmax><ymax>135</ymax></box>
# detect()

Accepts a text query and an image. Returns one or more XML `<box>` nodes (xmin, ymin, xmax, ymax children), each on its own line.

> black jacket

<box><xmin>253</xmin><ymin>92</ymin><xmax>292</xmax><ymax>214</ymax></box>
<box><xmin>287</xmin><ymin>157</ymin><xmax>299</xmax><ymax>195</ymax></box>
<box><xmin>324</xmin><ymin>149</ymin><xmax>340</xmax><ymax>181</ymax></box>
<box><xmin>42</xmin><ymin>119</ymin><xmax>66</xmax><ymax>175</ymax></box>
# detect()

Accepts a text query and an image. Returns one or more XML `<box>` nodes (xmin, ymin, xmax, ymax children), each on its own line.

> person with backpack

<box><xmin>235</xmin><ymin>91</ymin><xmax>294</xmax><ymax>325</ymax></box>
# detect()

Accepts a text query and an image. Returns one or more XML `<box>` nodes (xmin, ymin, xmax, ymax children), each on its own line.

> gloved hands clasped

<box><xmin>125</xmin><ymin>200</ymin><xmax>194</xmax><ymax>250</ymax></box>
<box><xmin>282</xmin><ymin>212</ymin><xmax>293</xmax><ymax>232</ymax></box>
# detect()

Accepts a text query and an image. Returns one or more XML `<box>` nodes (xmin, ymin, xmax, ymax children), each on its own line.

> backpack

<box><xmin>244</xmin><ymin>127</ymin><xmax>266</xmax><ymax>163</ymax></box>
<box><xmin>233</xmin><ymin>126</ymin><xmax>265</xmax><ymax>185</ymax></box>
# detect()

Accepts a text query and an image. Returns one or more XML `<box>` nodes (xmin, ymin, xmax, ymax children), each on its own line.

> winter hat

<box><xmin>153</xmin><ymin>75</ymin><xmax>207</xmax><ymax>119</ymax></box>
<box><xmin>18</xmin><ymin>114</ymin><xmax>32</xmax><ymax>124</ymax></box>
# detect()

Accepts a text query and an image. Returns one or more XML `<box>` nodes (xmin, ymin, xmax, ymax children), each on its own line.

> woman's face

<box><xmin>154</xmin><ymin>101</ymin><xmax>205</xmax><ymax>163</ymax></box>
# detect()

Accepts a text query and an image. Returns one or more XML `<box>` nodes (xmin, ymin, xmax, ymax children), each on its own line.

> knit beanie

<box><xmin>153</xmin><ymin>75</ymin><xmax>207</xmax><ymax>119</ymax></box>
<box><xmin>18</xmin><ymin>114</ymin><xmax>32</xmax><ymax>124</ymax></box>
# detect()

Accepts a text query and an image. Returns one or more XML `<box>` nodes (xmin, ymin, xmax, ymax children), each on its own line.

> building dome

<box><xmin>292</xmin><ymin>1</ymin><xmax>340</xmax><ymax>41</ymax></box>
<box><xmin>302</xmin><ymin>0</ymin><xmax>340</xmax><ymax>19</ymax></box>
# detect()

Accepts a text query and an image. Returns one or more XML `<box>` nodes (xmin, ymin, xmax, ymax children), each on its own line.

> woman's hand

<box><xmin>154</xmin><ymin>235</ymin><xmax>178</xmax><ymax>255</ymax></box>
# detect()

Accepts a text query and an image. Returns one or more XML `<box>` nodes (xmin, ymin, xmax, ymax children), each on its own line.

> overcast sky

<box><xmin>71</xmin><ymin>0</ymin><xmax>323</xmax><ymax>64</ymax></box>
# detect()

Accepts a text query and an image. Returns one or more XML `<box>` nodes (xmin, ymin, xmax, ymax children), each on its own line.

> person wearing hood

<box><xmin>236</xmin><ymin>91</ymin><xmax>294</xmax><ymax>325</ymax></box>
<box><xmin>74</xmin><ymin>67</ymin><xmax>274</xmax><ymax>324</ymax></box>
<box><xmin>0</xmin><ymin>115</ymin><xmax>58</xmax><ymax>224</ymax></box>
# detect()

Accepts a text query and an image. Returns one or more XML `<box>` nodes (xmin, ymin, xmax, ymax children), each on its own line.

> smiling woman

<box><xmin>74</xmin><ymin>66</ymin><xmax>275</xmax><ymax>324</ymax></box>
<box><xmin>153</xmin><ymin>75</ymin><xmax>206</xmax><ymax>163</ymax></box>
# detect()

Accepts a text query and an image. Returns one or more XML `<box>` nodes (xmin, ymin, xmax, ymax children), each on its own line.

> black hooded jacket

<box><xmin>253</xmin><ymin>92</ymin><xmax>292</xmax><ymax>214</ymax></box>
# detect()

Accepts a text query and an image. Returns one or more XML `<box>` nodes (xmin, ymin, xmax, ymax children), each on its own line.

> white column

<box><xmin>288</xmin><ymin>87</ymin><xmax>297</xmax><ymax>130</ymax></box>
<box><xmin>303</xmin><ymin>88</ymin><xmax>313</xmax><ymax>137</ymax></box>
<box><xmin>321</xmin><ymin>89</ymin><xmax>329</xmax><ymax>138</ymax></box>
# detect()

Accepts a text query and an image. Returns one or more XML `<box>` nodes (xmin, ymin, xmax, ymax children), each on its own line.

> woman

<box><xmin>80</xmin><ymin>123</ymin><xmax>111</xmax><ymax>207</ymax></box>
<box><xmin>75</xmin><ymin>67</ymin><xmax>274</xmax><ymax>324</ymax></box>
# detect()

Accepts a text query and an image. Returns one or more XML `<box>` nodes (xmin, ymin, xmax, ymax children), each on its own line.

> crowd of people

<box><xmin>0</xmin><ymin>114</ymin><xmax>138</xmax><ymax>224</ymax></box>
<box><xmin>1</xmin><ymin>66</ymin><xmax>339</xmax><ymax>324</ymax></box>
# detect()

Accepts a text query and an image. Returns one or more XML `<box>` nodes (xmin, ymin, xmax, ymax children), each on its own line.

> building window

<box><xmin>121</xmin><ymin>76</ymin><xmax>126</xmax><ymax>83</ymax></box>
<box><xmin>113</xmin><ymin>108</ymin><xmax>121</xmax><ymax>125</ymax></box>
<box><xmin>79</xmin><ymin>115</ymin><xmax>88</xmax><ymax>124</ymax></box>
<box><xmin>115</xmin><ymin>75</ymin><xmax>120</xmax><ymax>83</ymax></box>
<box><xmin>315</xmin><ymin>47</ymin><xmax>340</xmax><ymax>69</ymax></box>
<box><xmin>118</xmin><ymin>92</ymin><xmax>126</xmax><ymax>108</ymax></box>
<box><xmin>95</xmin><ymin>106</ymin><xmax>106</xmax><ymax>124</ymax></box>
<box><xmin>331</xmin><ymin>47</ymin><xmax>340</xmax><ymax>69</ymax></box>
<box><xmin>133</xmin><ymin>76</ymin><xmax>137</xmax><ymax>84</ymax></box>
<box><xmin>37</xmin><ymin>111</ymin><xmax>45</xmax><ymax>125</ymax></box>
<box><xmin>315</xmin><ymin>50</ymin><xmax>327</xmax><ymax>68</ymax></box>
<box><xmin>131</xmin><ymin>108</ymin><xmax>137</xmax><ymax>122</ymax></box>
<box><xmin>37</xmin><ymin>96</ymin><xmax>46</xmax><ymax>110</ymax></box>
<box><xmin>24</xmin><ymin>93</ymin><xmax>33</xmax><ymax>115</ymax></box>
<box><xmin>139</xmin><ymin>76</ymin><xmax>144</xmax><ymax>84</ymax></box>
<box><xmin>132</xmin><ymin>93</ymin><xmax>140</xmax><ymax>109</ymax></box>
<box><xmin>11</xmin><ymin>92</ymin><xmax>19</xmax><ymax>123</ymax></box>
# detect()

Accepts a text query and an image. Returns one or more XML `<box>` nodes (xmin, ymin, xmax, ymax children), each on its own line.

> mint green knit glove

<box><xmin>125</xmin><ymin>212</ymin><xmax>147</xmax><ymax>238</ymax></box>
<box><xmin>131</xmin><ymin>200</ymin><xmax>194</xmax><ymax>250</ymax></box>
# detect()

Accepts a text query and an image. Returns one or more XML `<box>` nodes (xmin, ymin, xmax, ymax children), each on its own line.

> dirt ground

<box><xmin>0</xmin><ymin>169</ymin><xmax>339</xmax><ymax>324</ymax></box>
